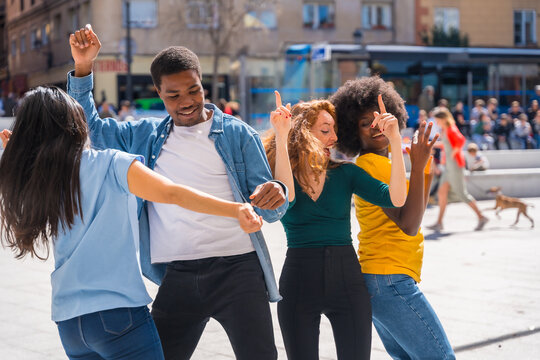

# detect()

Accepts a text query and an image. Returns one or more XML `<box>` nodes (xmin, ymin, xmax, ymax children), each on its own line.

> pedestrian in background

<box><xmin>514</xmin><ymin>113</ymin><xmax>535</xmax><ymax>149</ymax></box>
<box><xmin>494</xmin><ymin>114</ymin><xmax>513</xmax><ymax>150</ymax></box>
<box><xmin>507</xmin><ymin>100</ymin><xmax>523</xmax><ymax>119</ymax></box>
<box><xmin>98</xmin><ymin>101</ymin><xmax>117</xmax><ymax>118</ymax></box>
<box><xmin>118</xmin><ymin>100</ymin><xmax>136</xmax><ymax>121</ymax></box>
<box><xmin>470</xmin><ymin>99</ymin><xmax>488</xmax><ymax>123</ymax></box>
<box><xmin>466</xmin><ymin>143</ymin><xmax>490</xmax><ymax>171</ymax></box>
<box><xmin>487</xmin><ymin>98</ymin><xmax>499</xmax><ymax>122</ymax></box>
<box><xmin>452</xmin><ymin>101</ymin><xmax>469</xmax><ymax>138</ymax></box>
<box><xmin>418</xmin><ymin>85</ymin><xmax>435</xmax><ymax>112</ymax></box>
<box><xmin>428</xmin><ymin>108</ymin><xmax>488</xmax><ymax>232</ymax></box>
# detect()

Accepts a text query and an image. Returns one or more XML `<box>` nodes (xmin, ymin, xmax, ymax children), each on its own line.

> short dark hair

<box><xmin>330</xmin><ymin>76</ymin><xmax>407</xmax><ymax>156</ymax></box>
<box><xmin>150</xmin><ymin>46</ymin><xmax>202</xmax><ymax>89</ymax></box>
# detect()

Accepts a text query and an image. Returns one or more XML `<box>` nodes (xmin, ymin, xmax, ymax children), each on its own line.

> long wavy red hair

<box><xmin>263</xmin><ymin>99</ymin><xmax>339</xmax><ymax>196</ymax></box>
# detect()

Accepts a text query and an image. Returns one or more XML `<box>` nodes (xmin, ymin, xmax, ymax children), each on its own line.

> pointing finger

<box><xmin>275</xmin><ymin>91</ymin><xmax>282</xmax><ymax>108</ymax></box>
<box><xmin>378</xmin><ymin>94</ymin><xmax>387</xmax><ymax>114</ymax></box>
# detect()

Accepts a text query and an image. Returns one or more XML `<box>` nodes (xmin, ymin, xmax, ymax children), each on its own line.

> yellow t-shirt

<box><xmin>355</xmin><ymin>153</ymin><xmax>424</xmax><ymax>282</ymax></box>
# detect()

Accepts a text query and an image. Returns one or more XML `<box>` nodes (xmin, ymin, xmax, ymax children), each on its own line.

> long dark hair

<box><xmin>0</xmin><ymin>86</ymin><xmax>88</xmax><ymax>259</ymax></box>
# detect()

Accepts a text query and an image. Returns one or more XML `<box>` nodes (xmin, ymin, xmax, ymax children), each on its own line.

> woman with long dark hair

<box><xmin>0</xmin><ymin>86</ymin><xmax>262</xmax><ymax>360</ymax></box>
<box><xmin>263</xmin><ymin>91</ymin><xmax>407</xmax><ymax>360</ymax></box>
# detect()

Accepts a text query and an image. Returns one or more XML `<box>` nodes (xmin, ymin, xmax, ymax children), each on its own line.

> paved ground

<box><xmin>1</xmin><ymin>197</ymin><xmax>539</xmax><ymax>359</ymax></box>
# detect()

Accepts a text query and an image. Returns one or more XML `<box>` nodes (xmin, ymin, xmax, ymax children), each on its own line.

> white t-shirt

<box><xmin>148</xmin><ymin>118</ymin><xmax>254</xmax><ymax>262</ymax></box>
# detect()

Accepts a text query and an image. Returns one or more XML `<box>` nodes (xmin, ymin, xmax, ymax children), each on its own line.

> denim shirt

<box><xmin>67</xmin><ymin>71</ymin><xmax>287</xmax><ymax>302</ymax></box>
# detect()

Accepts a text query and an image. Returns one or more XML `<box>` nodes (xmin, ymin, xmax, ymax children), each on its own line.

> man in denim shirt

<box><xmin>69</xmin><ymin>25</ymin><xmax>287</xmax><ymax>360</ymax></box>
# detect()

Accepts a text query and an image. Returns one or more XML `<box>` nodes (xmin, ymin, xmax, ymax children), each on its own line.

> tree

<box><xmin>182</xmin><ymin>0</ymin><xmax>277</xmax><ymax>104</ymax></box>
<box><xmin>421</xmin><ymin>25</ymin><xmax>469</xmax><ymax>47</ymax></box>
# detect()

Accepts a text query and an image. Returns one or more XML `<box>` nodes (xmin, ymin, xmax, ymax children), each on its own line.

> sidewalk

<box><xmin>1</xmin><ymin>198</ymin><xmax>539</xmax><ymax>359</ymax></box>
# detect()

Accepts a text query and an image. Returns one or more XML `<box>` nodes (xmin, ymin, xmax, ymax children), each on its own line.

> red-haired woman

<box><xmin>263</xmin><ymin>91</ymin><xmax>407</xmax><ymax>360</ymax></box>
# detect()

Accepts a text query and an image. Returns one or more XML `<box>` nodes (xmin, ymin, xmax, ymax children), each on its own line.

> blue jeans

<box><xmin>364</xmin><ymin>274</ymin><xmax>455</xmax><ymax>360</ymax></box>
<box><xmin>57</xmin><ymin>306</ymin><xmax>164</xmax><ymax>360</ymax></box>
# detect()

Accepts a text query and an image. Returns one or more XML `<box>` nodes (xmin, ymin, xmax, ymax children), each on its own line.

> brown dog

<box><xmin>486</xmin><ymin>187</ymin><xmax>534</xmax><ymax>228</ymax></box>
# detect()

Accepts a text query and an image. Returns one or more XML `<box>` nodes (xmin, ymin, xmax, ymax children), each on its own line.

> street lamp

<box><xmin>124</xmin><ymin>0</ymin><xmax>133</xmax><ymax>103</ymax></box>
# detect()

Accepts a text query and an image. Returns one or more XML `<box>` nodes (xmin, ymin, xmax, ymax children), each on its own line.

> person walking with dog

<box><xmin>264</xmin><ymin>89</ymin><xmax>407</xmax><ymax>360</ymax></box>
<box><xmin>332</xmin><ymin>76</ymin><xmax>455</xmax><ymax>360</ymax></box>
<box><xmin>428</xmin><ymin>108</ymin><xmax>488</xmax><ymax>232</ymax></box>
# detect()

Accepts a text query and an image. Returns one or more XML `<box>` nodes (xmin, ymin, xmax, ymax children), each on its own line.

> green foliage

<box><xmin>421</xmin><ymin>25</ymin><xmax>469</xmax><ymax>47</ymax></box>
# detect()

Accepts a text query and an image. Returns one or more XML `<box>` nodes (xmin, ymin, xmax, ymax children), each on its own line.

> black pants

<box><xmin>151</xmin><ymin>251</ymin><xmax>277</xmax><ymax>360</ymax></box>
<box><xmin>278</xmin><ymin>246</ymin><xmax>372</xmax><ymax>360</ymax></box>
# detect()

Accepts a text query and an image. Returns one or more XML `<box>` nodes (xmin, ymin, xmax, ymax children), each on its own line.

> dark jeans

<box><xmin>57</xmin><ymin>306</ymin><xmax>164</xmax><ymax>360</ymax></box>
<box><xmin>151</xmin><ymin>251</ymin><xmax>277</xmax><ymax>360</ymax></box>
<box><xmin>278</xmin><ymin>246</ymin><xmax>372</xmax><ymax>360</ymax></box>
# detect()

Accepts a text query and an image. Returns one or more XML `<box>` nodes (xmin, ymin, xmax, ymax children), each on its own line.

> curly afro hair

<box><xmin>330</xmin><ymin>76</ymin><xmax>408</xmax><ymax>156</ymax></box>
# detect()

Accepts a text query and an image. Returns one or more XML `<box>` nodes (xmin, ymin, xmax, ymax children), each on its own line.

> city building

<box><xmin>2</xmin><ymin>0</ymin><xmax>540</xmax><ymax>127</ymax></box>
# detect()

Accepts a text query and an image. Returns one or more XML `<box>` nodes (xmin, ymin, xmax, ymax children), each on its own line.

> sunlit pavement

<box><xmin>1</xmin><ymin>198</ymin><xmax>539</xmax><ymax>359</ymax></box>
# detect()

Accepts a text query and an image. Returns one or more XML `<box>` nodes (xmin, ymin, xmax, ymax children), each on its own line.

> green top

<box><xmin>281</xmin><ymin>163</ymin><xmax>394</xmax><ymax>248</ymax></box>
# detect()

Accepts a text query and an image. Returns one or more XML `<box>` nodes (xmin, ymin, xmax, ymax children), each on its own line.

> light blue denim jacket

<box><xmin>67</xmin><ymin>71</ymin><xmax>286</xmax><ymax>302</ymax></box>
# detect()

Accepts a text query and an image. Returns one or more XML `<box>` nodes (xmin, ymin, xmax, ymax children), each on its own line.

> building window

<box><xmin>186</xmin><ymin>0</ymin><xmax>217</xmax><ymax>29</ymax></box>
<box><xmin>123</xmin><ymin>0</ymin><xmax>157</xmax><ymax>28</ymax></box>
<box><xmin>30</xmin><ymin>28</ymin><xmax>39</xmax><ymax>49</ymax></box>
<box><xmin>42</xmin><ymin>23</ymin><xmax>49</xmax><ymax>45</ymax></box>
<box><xmin>11</xmin><ymin>39</ymin><xmax>17</xmax><ymax>57</ymax></box>
<box><xmin>69</xmin><ymin>8</ymin><xmax>79</xmax><ymax>31</ymax></box>
<box><xmin>514</xmin><ymin>10</ymin><xmax>536</xmax><ymax>46</ymax></box>
<box><xmin>244</xmin><ymin>9</ymin><xmax>277</xmax><ymax>29</ymax></box>
<box><xmin>53</xmin><ymin>13</ymin><xmax>62</xmax><ymax>41</ymax></box>
<box><xmin>31</xmin><ymin>0</ymin><xmax>35</xmax><ymax>5</ymax></box>
<box><xmin>434</xmin><ymin>7</ymin><xmax>460</xmax><ymax>32</ymax></box>
<box><xmin>20</xmin><ymin>0</ymin><xmax>24</xmax><ymax>12</ymax></box>
<box><xmin>20</xmin><ymin>34</ymin><xmax>26</xmax><ymax>53</ymax></box>
<box><xmin>362</xmin><ymin>3</ymin><xmax>391</xmax><ymax>30</ymax></box>
<box><xmin>303</xmin><ymin>2</ymin><xmax>335</xmax><ymax>29</ymax></box>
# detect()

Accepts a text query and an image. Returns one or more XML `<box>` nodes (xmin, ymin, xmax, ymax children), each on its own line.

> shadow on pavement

<box><xmin>454</xmin><ymin>326</ymin><xmax>540</xmax><ymax>353</ymax></box>
<box><xmin>424</xmin><ymin>232</ymin><xmax>453</xmax><ymax>241</ymax></box>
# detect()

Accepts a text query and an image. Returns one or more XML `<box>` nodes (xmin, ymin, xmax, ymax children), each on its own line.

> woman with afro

<box><xmin>331</xmin><ymin>76</ymin><xmax>455</xmax><ymax>359</ymax></box>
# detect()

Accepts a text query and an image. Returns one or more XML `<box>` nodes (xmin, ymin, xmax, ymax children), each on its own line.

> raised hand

<box><xmin>270</xmin><ymin>91</ymin><xmax>292</xmax><ymax>140</ymax></box>
<box><xmin>236</xmin><ymin>203</ymin><xmax>263</xmax><ymax>233</ymax></box>
<box><xmin>0</xmin><ymin>129</ymin><xmax>12</xmax><ymax>149</ymax></box>
<box><xmin>69</xmin><ymin>24</ymin><xmax>101</xmax><ymax>77</ymax></box>
<box><xmin>371</xmin><ymin>94</ymin><xmax>400</xmax><ymax>142</ymax></box>
<box><xmin>406</xmin><ymin>121</ymin><xmax>439</xmax><ymax>174</ymax></box>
